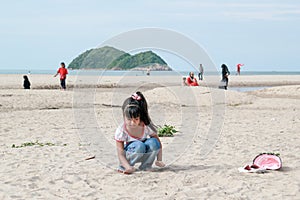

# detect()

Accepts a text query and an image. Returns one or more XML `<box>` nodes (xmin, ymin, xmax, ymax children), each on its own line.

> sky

<box><xmin>0</xmin><ymin>0</ymin><xmax>299</xmax><ymax>71</ymax></box>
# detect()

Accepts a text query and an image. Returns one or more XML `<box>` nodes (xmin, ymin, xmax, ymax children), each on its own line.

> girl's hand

<box><xmin>124</xmin><ymin>166</ymin><xmax>135</xmax><ymax>174</ymax></box>
<box><xmin>155</xmin><ymin>160</ymin><xmax>166</xmax><ymax>168</ymax></box>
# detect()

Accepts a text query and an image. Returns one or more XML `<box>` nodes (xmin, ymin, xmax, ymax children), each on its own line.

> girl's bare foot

<box><xmin>155</xmin><ymin>161</ymin><xmax>166</xmax><ymax>167</ymax></box>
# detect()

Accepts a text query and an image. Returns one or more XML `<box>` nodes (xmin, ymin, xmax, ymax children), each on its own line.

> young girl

<box><xmin>115</xmin><ymin>91</ymin><xmax>165</xmax><ymax>174</ymax></box>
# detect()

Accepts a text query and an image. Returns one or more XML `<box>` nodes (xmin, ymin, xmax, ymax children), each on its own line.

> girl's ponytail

<box><xmin>135</xmin><ymin>92</ymin><xmax>157</xmax><ymax>132</ymax></box>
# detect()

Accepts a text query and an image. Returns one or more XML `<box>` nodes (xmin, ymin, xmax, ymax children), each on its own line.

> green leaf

<box><xmin>158</xmin><ymin>124</ymin><xmax>178</xmax><ymax>137</ymax></box>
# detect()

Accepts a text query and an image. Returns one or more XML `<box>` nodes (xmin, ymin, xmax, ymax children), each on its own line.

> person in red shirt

<box><xmin>54</xmin><ymin>62</ymin><xmax>68</xmax><ymax>89</ymax></box>
<box><xmin>186</xmin><ymin>72</ymin><xmax>199</xmax><ymax>86</ymax></box>
<box><xmin>237</xmin><ymin>63</ymin><xmax>244</xmax><ymax>75</ymax></box>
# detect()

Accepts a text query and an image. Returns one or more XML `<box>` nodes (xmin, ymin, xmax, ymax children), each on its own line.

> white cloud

<box><xmin>145</xmin><ymin>0</ymin><xmax>300</xmax><ymax>21</ymax></box>
<box><xmin>222</xmin><ymin>2</ymin><xmax>300</xmax><ymax>21</ymax></box>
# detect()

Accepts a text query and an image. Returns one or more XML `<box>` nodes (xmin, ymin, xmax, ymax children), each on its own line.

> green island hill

<box><xmin>68</xmin><ymin>46</ymin><xmax>171</xmax><ymax>71</ymax></box>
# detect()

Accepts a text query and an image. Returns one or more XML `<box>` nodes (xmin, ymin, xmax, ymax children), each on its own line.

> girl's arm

<box><xmin>116</xmin><ymin>141</ymin><xmax>135</xmax><ymax>173</ymax></box>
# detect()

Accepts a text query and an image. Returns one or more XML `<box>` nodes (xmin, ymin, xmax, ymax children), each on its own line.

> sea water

<box><xmin>229</xmin><ymin>87</ymin><xmax>270</xmax><ymax>92</ymax></box>
<box><xmin>0</xmin><ymin>69</ymin><xmax>299</xmax><ymax>76</ymax></box>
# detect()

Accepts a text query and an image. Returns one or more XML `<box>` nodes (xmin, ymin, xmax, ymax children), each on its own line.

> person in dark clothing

<box><xmin>221</xmin><ymin>64</ymin><xmax>230</xmax><ymax>90</ymax></box>
<box><xmin>23</xmin><ymin>75</ymin><xmax>31</xmax><ymax>89</ymax></box>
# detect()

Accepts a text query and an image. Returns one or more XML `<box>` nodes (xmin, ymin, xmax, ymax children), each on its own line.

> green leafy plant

<box><xmin>158</xmin><ymin>124</ymin><xmax>178</xmax><ymax>137</ymax></box>
<box><xmin>11</xmin><ymin>140</ymin><xmax>59</xmax><ymax>148</ymax></box>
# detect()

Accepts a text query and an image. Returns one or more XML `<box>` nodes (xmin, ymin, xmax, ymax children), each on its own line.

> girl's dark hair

<box><xmin>61</xmin><ymin>62</ymin><xmax>65</xmax><ymax>67</ymax></box>
<box><xmin>122</xmin><ymin>91</ymin><xmax>156</xmax><ymax>131</ymax></box>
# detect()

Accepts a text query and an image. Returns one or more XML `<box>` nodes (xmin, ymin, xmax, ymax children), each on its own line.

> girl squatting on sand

<box><xmin>115</xmin><ymin>92</ymin><xmax>165</xmax><ymax>174</ymax></box>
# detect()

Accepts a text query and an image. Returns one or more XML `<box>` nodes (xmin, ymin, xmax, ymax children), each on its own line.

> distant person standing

<box><xmin>236</xmin><ymin>63</ymin><xmax>244</xmax><ymax>75</ymax></box>
<box><xmin>198</xmin><ymin>64</ymin><xmax>204</xmax><ymax>80</ymax></box>
<box><xmin>146</xmin><ymin>68</ymin><xmax>150</xmax><ymax>76</ymax></box>
<box><xmin>221</xmin><ymin>64</ymin><xmax>230</xmax><ymax>90</ymax></box>
<box><xmin>23</xmin><ymin>75</ymin><xmax>31</xmax><ymax>89</ymax></box>
<box><xmin>54</xmin><ymin>62</ymin><xmax>68</xmax><ymax>90</ymax></box>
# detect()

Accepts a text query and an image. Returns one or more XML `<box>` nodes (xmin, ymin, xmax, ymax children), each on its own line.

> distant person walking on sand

<box><xmin>186</xmin><ymin>72</ymin><xmax>199</xmax><ymax>86</ymax></box>
<box><xmin>198</xmin><ymin>64</ymin><xmax>204</xmax><ymax>80</ymax></box>
<box><xmin>237</xmin><ymin>63</ymin><xmax>244</xmax><ymax>75</ymax></box>
<box><xmin>23</xmin><ymin>75</ymin><xmax>31</xmax><ymax>89</ymax></box>
<box><xmin>54</xmin><ymin>62</ymin><xmax>68</xmax><ymax>90</ymax></box>
<box><xmin>221</xmin><ymin>64</ymin><xmax>230</xmax><ymax>90</ymax></box>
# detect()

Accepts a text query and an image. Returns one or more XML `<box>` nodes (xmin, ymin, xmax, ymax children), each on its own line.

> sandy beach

<box><xmin>0</xmin><ymin>74</ymin><xmax>299</xmax><ymax>199</ymax></box>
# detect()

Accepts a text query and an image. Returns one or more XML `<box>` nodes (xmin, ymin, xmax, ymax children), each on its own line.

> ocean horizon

<box><xmin>0</xmin><ymin>69</ymin><xmax>299</xmax><ymax>76</ymax></box>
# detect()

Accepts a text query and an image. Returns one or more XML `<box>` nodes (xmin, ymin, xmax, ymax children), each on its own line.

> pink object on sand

<box><xmin>253</xmin><ymin>154</ymin><xmax>282</xmax><ymax>170</ymax></box>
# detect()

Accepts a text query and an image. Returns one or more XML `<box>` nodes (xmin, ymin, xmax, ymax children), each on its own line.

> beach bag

<box><xmin>253</xmin><ymin>153</ymin><xmax>282</xmax><ymax>170</ymax></box>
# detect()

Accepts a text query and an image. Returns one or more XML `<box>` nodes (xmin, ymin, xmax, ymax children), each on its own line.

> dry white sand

<box><xmin>0</xmin><ymin>74</ymin><xmax>299</xmax><ymax>199</ymax></box>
